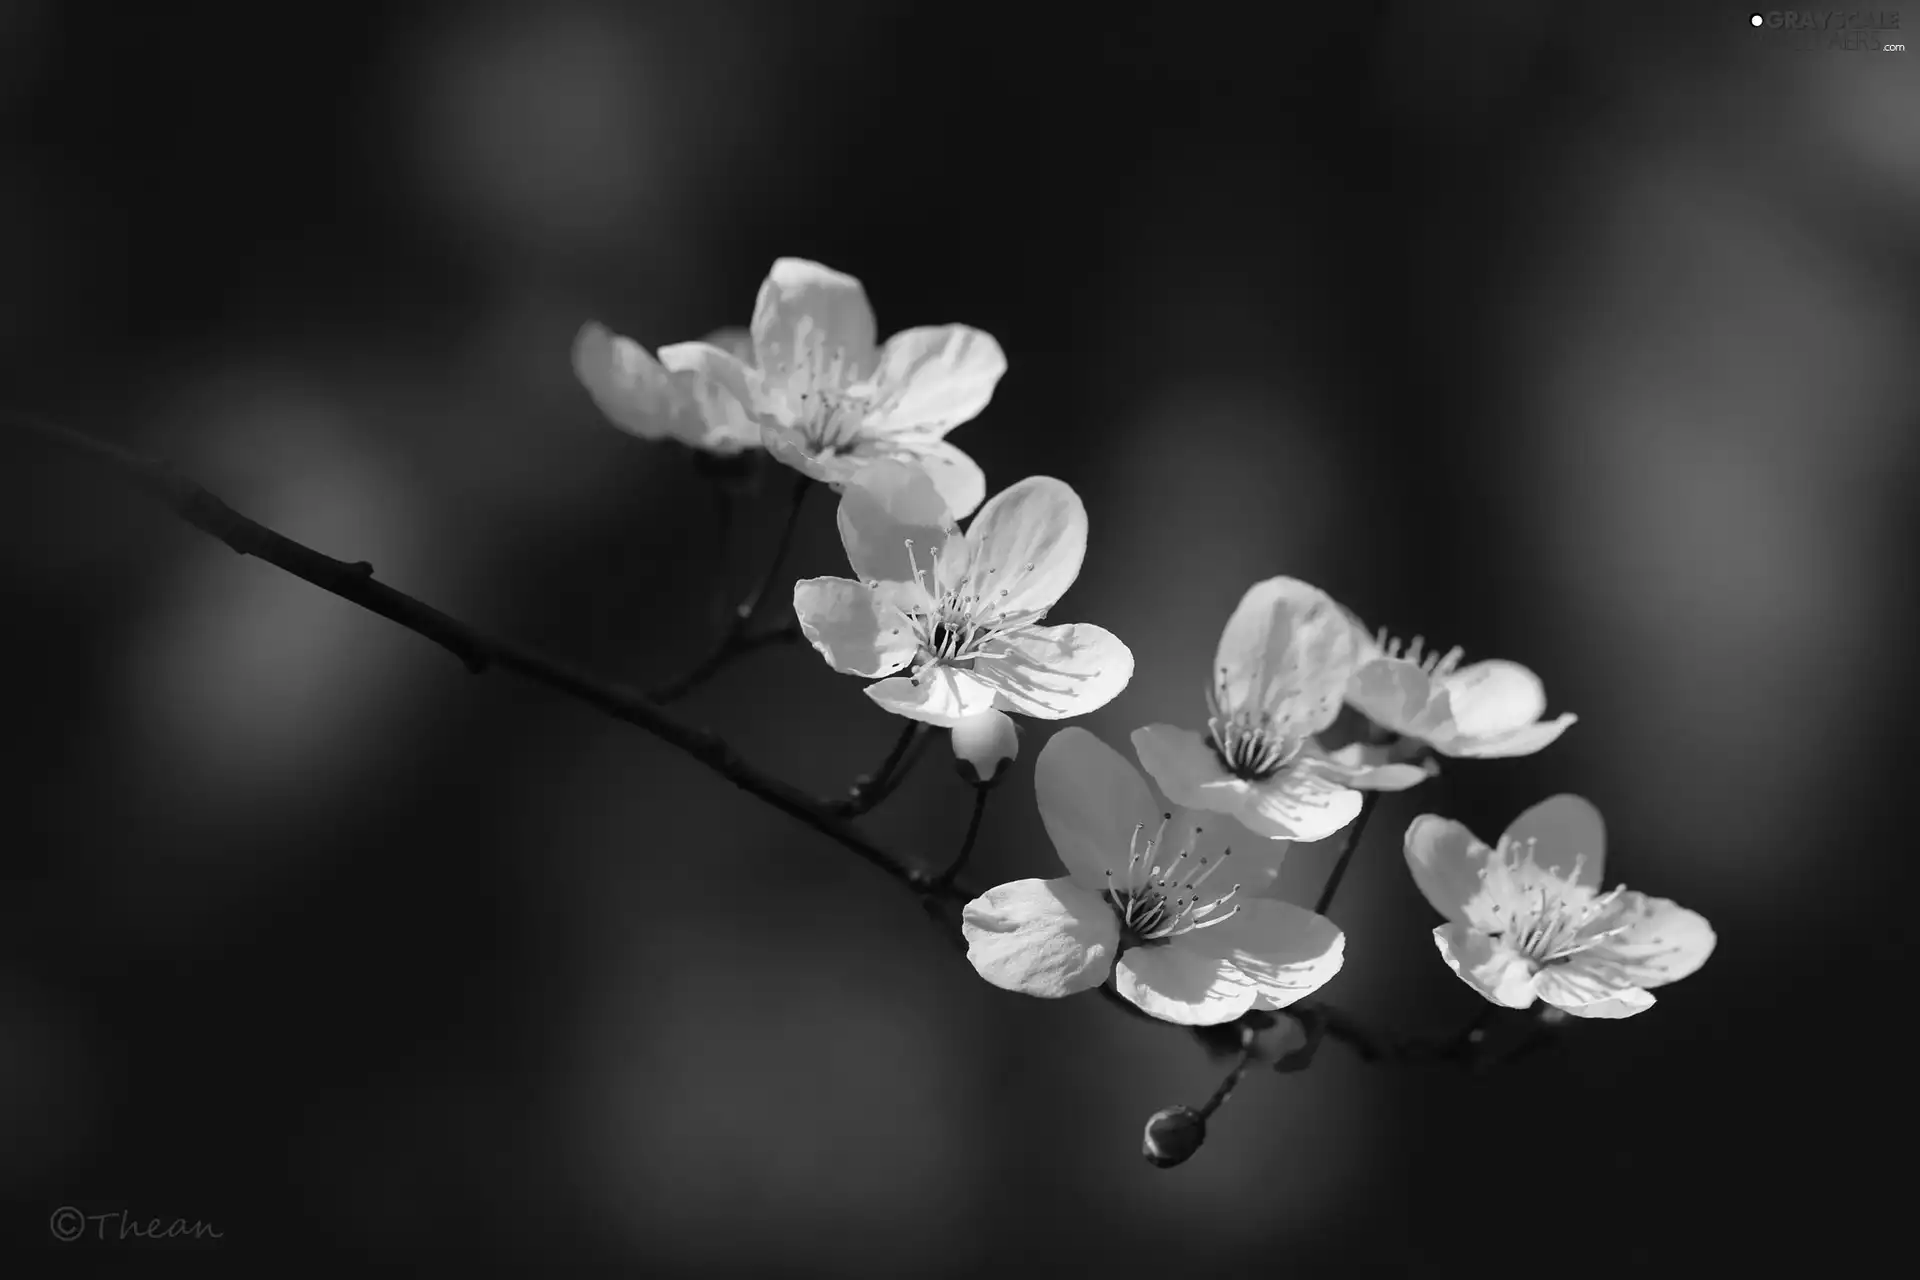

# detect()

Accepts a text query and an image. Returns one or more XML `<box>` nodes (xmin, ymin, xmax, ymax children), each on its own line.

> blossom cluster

<box><xmin>576</xmin><ymin>258</ymin><xmax>1715</xmax><ymax>1030</ymax></box>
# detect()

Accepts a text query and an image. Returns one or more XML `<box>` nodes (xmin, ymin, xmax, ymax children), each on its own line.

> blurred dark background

<box><xmin>3</xmin><ymin>0</ymin><xmax>1913</xmax><ymax>1272</ymax></box>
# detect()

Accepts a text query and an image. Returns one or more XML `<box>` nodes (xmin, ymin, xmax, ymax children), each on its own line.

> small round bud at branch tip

<box><xmin>1142</xmin><ymin>1105</ymin><xmax>1207</xmax><ymax>1168</ymax></box>
<box><xmin>950</xmin><ymin>709</ymin><xmax>1018</xmax><ymax>784</ymax></box>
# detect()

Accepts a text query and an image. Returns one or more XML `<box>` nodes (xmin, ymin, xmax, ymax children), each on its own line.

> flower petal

<box><xmin>1174</xmin><ymin>899</ymin><xmax>1345</xmax><ymax>1011</ymax></box>
<box><xmin>1130</xmin><ymin>724</ymin><xmax>1295</xmax><ymax>839</ymax></box>
<box><xmin>1447</xmin><ymin>714</ymin><xmax>1577</xmax><ymax>759</ymax></box>
<box><xmin>1035</xmin><ymin>727</ymin><xmax>1162</xmax><ymax>889</ymax></box>
<box><xmin>750</xmin><ymin>257</ymin><xmax>878</xmax><ymax>383</ymax></box>
<box><xmin>864</xmin><ymin>667</ymin><xmax>997</xmax><ymax>727</ymax></box>
<box><xmin>1533</xmin><ymin>965</ymin><xmax>1652</xmax><ymax>1015</ymax></box>
<box><xmin>1346</xmin><ymin>658</ymin><xmax>1450</xmax><ymax>739</ymax></box>
<box><xmin>576</xmin><ymin>326</ymin><xmax>706</xmax><ymax>445</ymax></box>
<box><xmin>879</xmin><ymin>437</ymin><xmax>987</xmax><ymax>521</ymax></box>
<box><xmin>700</xmin><ymin>325</ymin><xmax>755</xmax><ymax>366</ymax></box>
<box><xmin>1404</xmin><ymin>815</ymin><xmax>1496</xmax><ymax>926</ymax></box>
<box><xmin>1241</xmin><ymin>768</ymin><xmax>1363</xmax><ymax>842</ymax></box>
<box><xmin>655</xmin><ymin>340</ymin><xmax>765</xmax><ymax>451</ymax></box>
<box><xmin>1552</xmin><ymin>987</ymin><xmax>1658</xmax><ymax>1020</ymax></box>
<box><xmin>1215</xmin><ymin>577</ymin><xmax>1358</xmax><ymax>739</ymax></box>
<box><xmin>970</xmin><ymin>623</ymin><xmax>1133</xmax><ymax>720</ymax></box>
<box><xmin>1432</xmin><ymin>923</ymin><xmax>1539</xmax><ymax>1009</ymax></box>
<box><xmin>867</xmin><ymin>325</ymin><xmax>1006</xmax><ymax>437</ymax></box>
<box><xmin>1582</xmin><ymin>893</ymin><xmax>1716</xmax><ymax>990</ymax></box>
<box><xmin>1308</xmin><ymin>740</ymin><xmax>1436</xmax><ymax>792</ymax></box>
<box><xmin>792</xmin><ymin>577</ymin><xmax>915</xmax><ymax>678</ymax></box>
<box><xmin>833</xmin><ymin>458</ymin><xmax>961</xmax><ymax>585</ymax></box>
<box><xmin>960</xmin><ymin>477</ymin><xmax>1087</xmax><ymax>617</ymax></box>
<box><xmin>960</xmin><ymin>876</ymin><xmax>1119</xmax><ymax>998</ymax></box>
<box><xmin>1502</xmin><ymin>794</ymin><xmax>1606</xmax><ymax>888</ymax></box>
<box><xmin>1113</xmin><ymin>944</ymin><xmax>1257</xmax><ymax>1026</ymax></box>
<box><xmin>1441</xmin><ymin>660</ymin><xmax>1548</xmax><ymax>739</ymax></box>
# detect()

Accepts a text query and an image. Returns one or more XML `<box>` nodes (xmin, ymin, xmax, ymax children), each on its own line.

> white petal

<box><xmin>655</xmin><ymin>341</ymin><xmax>765</xmax><ymax>451</ymax></box>
<box><xmin>1034</xmin><ymin>727</ymin><xmax>1163</xmax><ymax>889</ymax></box>
<box><xmin>1241</xmin><ymin>768</ymin><xmax>1364</xmax><ymax>842</ymax></box>
<box><xmin>1441</xmin><ymin>660</ymin><xmax>1548</xmax><ymax>739</ymax></box>
<box><xmin>1432</xmin><ymin>923</ymin><xmax>1540</xmax><ymax>1009</ymax></box>
<box><xmin>961</xmin><ymin>877</ymin><xmax>1119</xmax><ymax>998</ymax></box>
<box><xmin>750</xmin><ymin>258</ymin><xmax>878</xmax><ymax>382</ymax></box>
<box><xmin>1447</xmin><ymin>714</ymin><xmax>1577</xmax><ymax>759</ymax></box>
<box><xmin>700</xmin><ymin>325</ymin><xmax>755</xmax><ymax>366</ymax></box>
<box><xmin>867</xmin><ymin>325</ymin><xmax>1006</xmax><ymax>437</ymax></box>
<box><xmin>1502</xmin><ymin>794</ymin><xmax>1606</xmax><ymax>888</ymax></box>
<box><xmin>879</xmin><ymin>437</ymin><xmax>987</xmax><ymax>520</ymax></box>
<box><xmin>792</xmin><ymin>577</ymin><xmax>915</xmax><ymax>678</ymax></box>
<box><xmin>1130</xmin><ymin>725</ymin><xmax>1275</xmax><ymax>835</ymax></box>
<box><xmin>1214</xmin><ymin>577</ymin><xmax>1357</xmax><ymax>739</ymax></box>
<box><xmin>833</xmin><ymin>458</ymin><xmax>961</xmax><ymax>585</ymax></box>
<box><xmin>864</xmin><ymin>667</ymin><xmax>997</xmax><ymax>727</ymax></box>
<box><xmin>573</xmin><ymin>323</ymin><xmax>701</xmax><ymax>443</ymax></box>
<box><xmin>1308</xmin><ymin>740</ymin><xmax>1436</xmax><ymax>791</ymax></box>
<box><xmin>970</xmin><ymin>623</ymin><xmax>1133</xmax><ymax>720</ymax></box>
<box><xmin>1113</xmin><ymin>944</ymin><xmax>1257</xmax><ymax>1026</ymax></box>
<box><xmin>1581</xmin><ymin>893</ymin><xmax>1716</xmax><ymax>990</ymax></box>
<box><xmin>1174</xmin><ymin>899</ymin><xmax>1345</xmax><ymax>1011</ymax></box>
<box><xmin>1346</xmin><ymin>658</ymin><xmax>1450</xmax><ymax>739</ymax></box>
<box><xmin>1404</xmin><ymin>814</ymin><xmax>1497</xmax><ymax>926</ymax></box>
<box><xmin>1553</xmin><ymin>987</ymin><xmax>1658</xmax><ymax>1020</ymax></box>
<box><xmin>1533</xmin><ymin>965</ymin><xmax>1652</xmax><ymax>1015</ymax></box>
<box><xmin>960</xmin><ymin>477</ymin><xmax>1087</xmax><ymax>617</ymax></box>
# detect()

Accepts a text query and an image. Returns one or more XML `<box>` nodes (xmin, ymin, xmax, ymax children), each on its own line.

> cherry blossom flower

<box><xmin>1132</xmin><ymin>578</ymin><xmax>1431</xmax><ymax>844</ymax></box>
<box><xmin>792</xmin><ymin>461</ymin><xmax>1132</xmax><ymax>727</ymax></box>
<box><xmin>1345</xmin><ymin>628</ymin><xmax>1575</xmax><ymax>758</ymax></box>
<box><xmin>960</xmin><ymin>728</ymin><xmax>1344</xmax><ymax>1026</ymax></box>
<box><xmin>1404</xmin><ymin>795</ymin><xmax>1715</xmax><ymax>1019</ymax></box>
<box><xmin>656</xmin><ymin>258</ymin><xmax>1005</xmax><ymax>516</ymax></box>
<box><xmin>571</xmin><ymin>322</ymin><xmax>762</xmax><ymax>454</ymax></box>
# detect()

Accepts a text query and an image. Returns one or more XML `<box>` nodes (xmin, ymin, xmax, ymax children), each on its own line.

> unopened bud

<box><xmin>1141</xmin><ymin>1105</ymin><xmax>1207</xmax><ymax>1169</ymax></box>
<box><xmin>950</xmin><ymin>710</ymin><xmax>1018</xmax><ymax>784</ymax></box>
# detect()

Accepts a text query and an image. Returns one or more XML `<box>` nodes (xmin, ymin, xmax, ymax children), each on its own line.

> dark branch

<box><xmin>7</xmin><ymin>412</ymin><xmax>952</xmax><ymax>900</ymax></box>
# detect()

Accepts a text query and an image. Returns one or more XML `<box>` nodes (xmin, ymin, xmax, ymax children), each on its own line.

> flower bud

<box><xmin>950</xmin><ymin>710</ymin><xmax>1018</xmax><ymax>784</ymax></box>
<box><xmin>1141</xmin><ymin>1105</ymin><xmax>1207</xmax><ymax>1168</ymax></box>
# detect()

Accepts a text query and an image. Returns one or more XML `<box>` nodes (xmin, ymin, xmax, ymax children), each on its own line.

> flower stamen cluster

<box><xmin>1103</xmin><ymin>813</ymin><xmax>1242</xmax><ymax>945</ymax></box>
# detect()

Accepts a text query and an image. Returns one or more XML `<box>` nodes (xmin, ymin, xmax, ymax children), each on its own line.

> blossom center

<box><xmin>895</xmin><ymin>539</ymin><xmax>1047</xmax><ymax>688</ymax></box>
<box><xmin>1205</xmin><ymin>672</ymin><xmax>1303</xmax><ymax>781</ymax></box>
<box><xmin>1480</xmin><ymin>840</ymin><xmax>1631</xmax><ymax>970</ymax></box>
<box><xmin>1103</xmin><ymin>813</ymin><xmax>1241</xmax><ymax>948</ymax></box>
<box><xmin>766</xmin><ymin>319</ymin><xmax>903</xmax><ymax>456</ymax></box>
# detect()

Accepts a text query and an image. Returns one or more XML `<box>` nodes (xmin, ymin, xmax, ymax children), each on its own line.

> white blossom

<box><xmin>793</xmin><ymin>461</ymin><xmax>1131</xmax><ymax>727</ymax></box>
<box><xmin>1405</xmin><ymin>795</ymin><xmax>1714</xmax><ymax>1018</ymax></box>
<box><xmin>961</xmin><ymin>729</ymin><xmax>1344</xmax><ymax>1026</ymax></box>
<box><xmin>1346</xmin><ymin>628</ymin><xmax>1575</xmax><ymax>758</ymax></box>
<box><xmin>657</xmin><ymin>258</ymin><xmax>1005</xmax><ymax>516</ymax></box>
<box><xmin>1133</xmin><ymin>577</ymin><xmax>1430</xmax><ymax>844</ymax></box>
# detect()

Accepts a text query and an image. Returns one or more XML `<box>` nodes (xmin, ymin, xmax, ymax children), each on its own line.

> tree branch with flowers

<box><xmin>6</xmin><ymin>256</ymin><xmax>1716</xmax><ymax>1168</ymax></box>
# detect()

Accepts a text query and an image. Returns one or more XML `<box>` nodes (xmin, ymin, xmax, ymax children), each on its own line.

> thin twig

<box><xmin>830</xmin><ymin>721</ymin><xmax>928</xmax><ymax>816</ymax></box>
<box><xmin>649</xmin><ymin>470</ymin><xmax>811</xmax><ymax>703</ymax></box>
<box><xmin>1197</xmin><ymin>1026</ymin><xmax>1260</xmax><ymax>1120</ymax></box>
<box><xmin>929</xmin><ymin>783</ymin><xmax>992</xmax><ymax>894</ymax></box>
<box><xmin>1312</xmin><ymin>790</ymin><xmax>1382</xmax><ymax>918</ymax></box>
<box><xmin>5</xmin><ymin>412</ymin><xmax>952</xmax><ymax>899</ymax></box>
